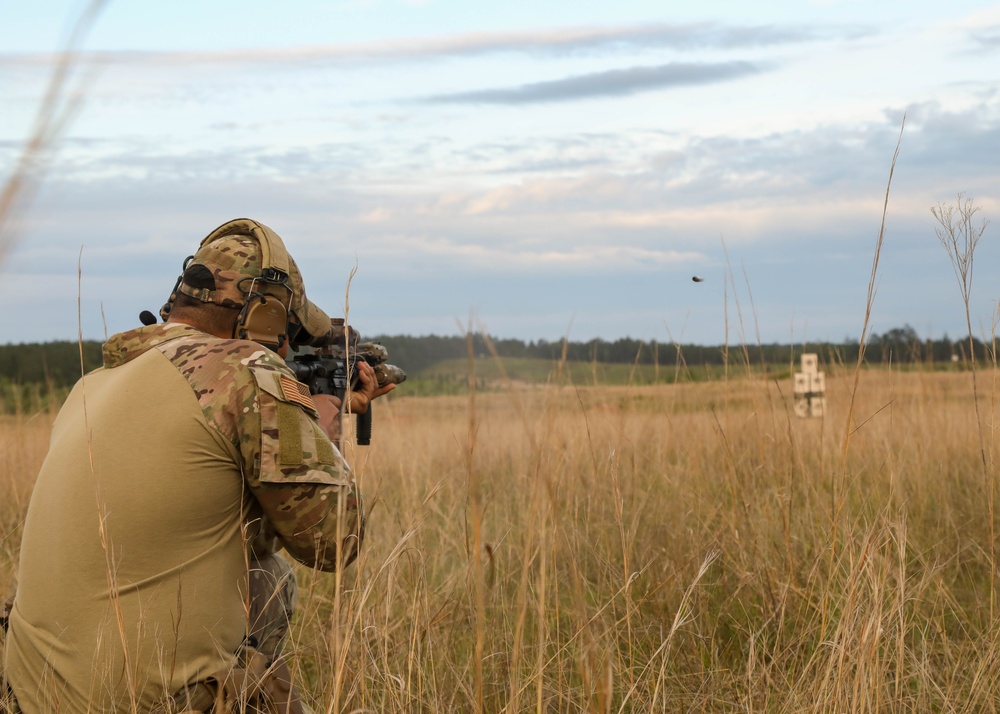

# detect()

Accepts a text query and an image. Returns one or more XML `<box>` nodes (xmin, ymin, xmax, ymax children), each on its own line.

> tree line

<box><xmin>372</xmin><ymin>327</ymin><xmax>993</xmax><ymax>376</ymax></box>
<box><xmin>0</xmin><ymin>324</ymin><xmax>993</xmax><ymax>389</ymax></box>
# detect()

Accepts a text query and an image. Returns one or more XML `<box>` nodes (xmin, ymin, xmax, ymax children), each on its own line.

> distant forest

<box><xmin>0</xmin><ymin>325</ymin><xmax>993</xmax><ymax>388</ymax></box>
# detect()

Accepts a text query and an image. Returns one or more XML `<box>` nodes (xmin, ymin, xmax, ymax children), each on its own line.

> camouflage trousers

<box><xmin>1</xmin><ymin>553</ymin><xmax>304</xmax><ymax>714</ymax></box>
<box><xmin>168</xmin><ymin>551</ymin><xmax>305</xmax><ymax>714</ymax></box>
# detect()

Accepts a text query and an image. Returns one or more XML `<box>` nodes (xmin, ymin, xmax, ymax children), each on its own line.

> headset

<box><xmin>158</xmin><ymin>219</ymin><xmax>295</xmax><ymax>349</ymax></box>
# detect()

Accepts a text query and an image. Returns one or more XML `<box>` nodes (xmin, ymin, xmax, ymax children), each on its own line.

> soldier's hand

<box><xmin>314</xmin><ymin>393</ymin><xmax>343</xmax><ymax>442</ymax></box>
<box><xmin>347</xmin><ymin>361</ymin><xmax>395</xmax><ymax>415</ymax></box>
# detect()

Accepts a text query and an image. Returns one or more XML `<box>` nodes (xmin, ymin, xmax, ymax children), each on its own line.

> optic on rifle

<box><xmin>285</xmin><ymin>319</ymin><xmax>405</xmax><ymax>445</ymax></box>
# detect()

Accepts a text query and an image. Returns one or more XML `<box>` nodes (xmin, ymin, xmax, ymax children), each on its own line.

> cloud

<box><xmin>33</xmin><ymin>93</ymin><xmax>1000</xmax><ymax>215</ymax></box>
<box><xmin>0</xmin><ymin>22</ymin><xmax>871</xmax><ymax>70</ymax></box>
<box><xmin>356</xmin><ymin>230</ymin><xmax>705</xmax><ymax>271</ymax></box>
<box><xmin>5</xmin><ymin>92</ymin><xmax>999</xmax><ymax>344</ymax></box>
<box><xmin>969</xmin><ymin>26</ymin><xmax>1000</xmax><ymax>51</ymax></box>
<box><xmin>423</xmin><ymin>61</ymin><xmax>764</xmax><ymax>105</ymax></box>
<box><xmin>29</xmin><ymin>95</ymin><xmax>999</xmax><ymax>233</ymax></box>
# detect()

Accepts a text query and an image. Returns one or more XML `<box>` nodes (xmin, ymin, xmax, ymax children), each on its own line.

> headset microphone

<box><xmin>139</xmin><ymin>310</ymin><xmax>158</xmax><ymax>326</ymax></box>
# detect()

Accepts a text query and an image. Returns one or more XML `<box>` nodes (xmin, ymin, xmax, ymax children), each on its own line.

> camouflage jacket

<box><xmin>102</xmin><ymin>322</ymin><xmax>364</xmax><ymax>570</ymax></box>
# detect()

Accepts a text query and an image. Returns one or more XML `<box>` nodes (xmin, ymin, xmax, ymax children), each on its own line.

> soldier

<box><xmin>1</xmin><ymin>219</ymin><xmax>392</xmax><ymax>713</ymax></box>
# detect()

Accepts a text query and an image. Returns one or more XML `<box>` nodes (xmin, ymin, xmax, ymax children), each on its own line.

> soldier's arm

<box><xmin>249</xmin><ymin>480</ymin><xmax>363</xmax><ymax>571</ymax></box>
<box><xmin>240</xmin><ymin>362</ymin><xmax>365</xmax><ymax>571</ymax></box>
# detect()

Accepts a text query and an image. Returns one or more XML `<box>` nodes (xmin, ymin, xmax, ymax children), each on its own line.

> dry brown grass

<box><xmin>0</xmin><ymin>413</ymin><xmax>52</xmax><ymax>583</ymax></box>
<box><xmin>4</xmin><ymin>366</ymin><xmax>998</xmax><ymax>712</ymax></box>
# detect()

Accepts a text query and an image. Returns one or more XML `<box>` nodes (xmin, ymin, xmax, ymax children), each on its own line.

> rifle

<box><xmin>285</xmin><ymin>319</ymin><xmax>405</xmax><ymax>445</ymax></box>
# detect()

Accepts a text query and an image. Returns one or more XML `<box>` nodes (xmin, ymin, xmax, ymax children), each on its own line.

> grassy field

<box><xmin>405</xmin><ymin>355</ymin><xmax>787</xmax><ymax>396</ymax></box>
<box><xmin>3</xmin><ymin>364</ymin><xmax>1000</xmax><ymax>712</ymax></box>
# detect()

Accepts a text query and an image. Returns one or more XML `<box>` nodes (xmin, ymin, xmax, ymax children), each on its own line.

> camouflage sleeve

<box><xmin>242</xmin><ymin>362</ymin><xmax>365</xmax><ymax>571</ymax></box>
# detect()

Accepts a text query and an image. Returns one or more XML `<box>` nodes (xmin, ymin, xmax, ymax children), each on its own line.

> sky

<box><xmin>1</xmin><ymin>0</ymin><xmax>998</xmax><ymax>346</ymax></box>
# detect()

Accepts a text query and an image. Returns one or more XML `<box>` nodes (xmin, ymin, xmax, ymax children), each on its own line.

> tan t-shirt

<box><xmin>4</xmin><ymin>324</ymin><xmax>361</xmax><ymax>713</ymax></box>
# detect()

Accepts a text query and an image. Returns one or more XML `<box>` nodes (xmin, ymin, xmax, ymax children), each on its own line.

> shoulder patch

<box><xmin>279</xmin><ymin>374</ymin><xmax>317</xmax><ymax>412</ymax></box>
<box><xmin>250</xmin><ymin>363</ymin><xmax>349</xmax><ymax>486</ymax></box>
<box><xmin>251</xmin><ymin>364</ymin><xmax>318</xmax><ymax>418</ymax></box>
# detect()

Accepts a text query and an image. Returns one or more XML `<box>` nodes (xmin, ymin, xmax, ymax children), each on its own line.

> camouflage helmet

<box><xmin>162</xmin><ymin>218</ymin><xmax>333</xmax><ymax>345</ymax></box>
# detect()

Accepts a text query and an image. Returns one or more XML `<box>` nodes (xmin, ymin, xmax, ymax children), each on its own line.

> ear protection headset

<box><xmin>233</xmin><ymin>274</ymin><xmax>291</xmax><ymax>349</ymax></box>
<box><xmin>160</xmin><ymin>219</ymin><xmax>295</xmax><ymax>349</ymax></box>
<box><xmin>229</xmin><ymin>220</ymin><xmax>293</xmax><ymax>348</ymax></box>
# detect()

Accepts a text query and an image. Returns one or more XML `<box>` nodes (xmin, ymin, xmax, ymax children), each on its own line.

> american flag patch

<box><xmin>279</xmin><ymin>374</ymin><xmax>317</xmax><ymax>411</ymax></box>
